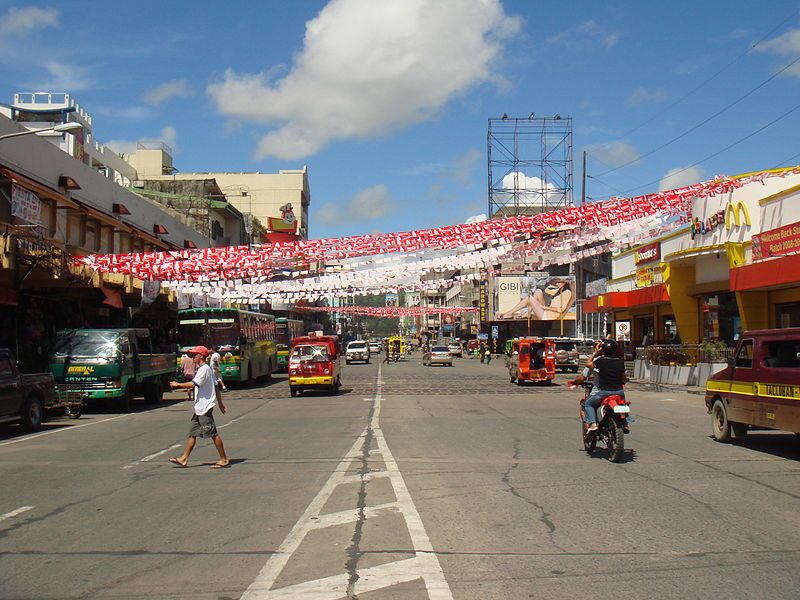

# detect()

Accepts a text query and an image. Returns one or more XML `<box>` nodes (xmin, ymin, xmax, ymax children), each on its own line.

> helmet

<box><xmin>601</xmin><ymin>339</ymin><xmax>619</xmax><ymax>357</ymax></box>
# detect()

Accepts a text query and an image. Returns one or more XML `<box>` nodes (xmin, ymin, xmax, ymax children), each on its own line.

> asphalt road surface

<box><xmin>1</xmin><ymin>355</ymin><xmax>800</xmax><ymax>599</ymax></box>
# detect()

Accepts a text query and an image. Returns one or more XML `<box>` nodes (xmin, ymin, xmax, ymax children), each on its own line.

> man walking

<box><xmin>168</xmin><ymin>346</ymin><xmax>230</xmax><ymax>469</ymax></box>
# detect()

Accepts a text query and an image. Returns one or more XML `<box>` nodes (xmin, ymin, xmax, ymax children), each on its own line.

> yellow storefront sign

<box><xmin>725</xmin><ymin>201</ymin><xmax>751</xmax><ymax>231</ymax></box>
<box><xmin>635</xmin><ymin>266</ymin><xmax>661</xmax><ymax>288</ymax></box>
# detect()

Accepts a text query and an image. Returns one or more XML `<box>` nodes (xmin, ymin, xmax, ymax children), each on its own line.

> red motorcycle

<box><xmin>570</xmin><ymin>375</ymin><xmax>630</xmax><ymax>462</ymax></box>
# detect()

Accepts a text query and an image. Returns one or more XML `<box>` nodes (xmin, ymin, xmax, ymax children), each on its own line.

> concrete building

<box><xmin>142</xmin><ymin>170</ymin><xmax>311</xmax><ymax>239</ymax></box>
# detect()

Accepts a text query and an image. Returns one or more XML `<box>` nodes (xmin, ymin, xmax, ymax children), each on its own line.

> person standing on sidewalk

<box><xmin>168</xmin><ymin>346</ymin><xmax>230</xmax><ymax>469</ymax></box>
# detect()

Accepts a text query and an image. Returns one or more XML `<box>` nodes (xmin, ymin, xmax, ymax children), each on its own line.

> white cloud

<box><xmin>143</xmin><ymin>80</ymin><xmax>194</xmax><ymax>105</ymax></box>
<box><xmin>546</xmin><ymin>20</ymin><xmax>619</xmax><ymax>49</ymax></box>
<box><xmin>25</xmin><ymin>61</ymin><xmax>93</xmax><ymax>91</ymax></box>
<box><xmin>0</xmin><ymin>6</ymin><xmax>59</xmax><ymax>37</ymax></box>
<box><xmin>584</xmin><ymin>140</ymin><xmax>639</xmax><ymax>167</ymax></box>
<box><xmin>106</xmin><ymin>126</ymin><xmax>178</xmax><ymax>157</ymax></box>
<box><xmin>627</xmin><ymin>87</ymin><xmax>667</xmax><ymax>107</ymax></box>
<box><xmin>447</xmin><ymin>148</ymin><xmax>482</xmax><ymax>186</ymax></box>
<box><xmin>494</xmin><ymin>171</ymin><xmax>563</xmax><ymax>206</ymax></box>
<box><xmin>756</xmin><ymin>28</ymin><xmax>800</xmax><ymax>77</ymax></box>
<box><xmin>207</xmin><ymin>0</ymin><xmax>521</xmax><ymax>160</ymax></box>
<box><xmin>658</xmin><ymin>165</ymin><xmax>705</xmax><ymax>191</ymax></box>
<box><xmin>465</xmin><ymin>213</ymin><xmax>487</xmax><ymax>224</ymax></box>
<box><xmin>316</xmin><ymin>184</ymin><xmax>396</xmax><ymax>226</ymax></box>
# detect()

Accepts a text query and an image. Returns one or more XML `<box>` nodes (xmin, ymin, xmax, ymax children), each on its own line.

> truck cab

<box><xmin>50</xmin><ymin>329</ymin><xmax>175</xmax><ymax>412</ymax></box>
<box><xmin>288</xmin><ymin>335</ymin><xmax>342</xmax><ymax>397</ymax></box>
<box><xmin>0</xmin><ymin>348</ymin><xmax>55</xmax><ymax>430</ymax></box>
<box><xmin>508</xmin><ymin>338</ymin><xmax>556</xmax><ymax>386</ymax></box>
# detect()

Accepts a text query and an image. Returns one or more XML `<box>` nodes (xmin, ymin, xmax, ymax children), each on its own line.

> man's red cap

<box><xmin>187</xmin><ymin>345</ymin><xmax>210</xmax><ymax>357</ymax></box>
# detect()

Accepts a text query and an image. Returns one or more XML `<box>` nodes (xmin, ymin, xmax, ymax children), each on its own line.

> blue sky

<box><xmin>1</xmin><ymin>0</ymin><xmax>799</xmax><ymax>239</ymax></box>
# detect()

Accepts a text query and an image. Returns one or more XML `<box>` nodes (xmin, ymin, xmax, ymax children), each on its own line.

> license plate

<box><xmin>613</xmin><ymin>405</ymin><xmax>630</xmax><ymax>414</ymax></box>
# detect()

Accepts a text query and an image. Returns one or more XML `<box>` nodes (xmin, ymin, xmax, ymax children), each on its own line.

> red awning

<box><xmin>583</xmin><ymin>284</ymin><xmax>670</xmax><ymax>313</ymax></box>
<box><xmin>730</xmin><ymin>253</ymin><xmax>800</xmax><ymax>291</ymax></box>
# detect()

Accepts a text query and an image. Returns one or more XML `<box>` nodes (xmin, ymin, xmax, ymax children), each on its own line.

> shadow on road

<box><xmin>712</xmin><ymin>432</ymin><xmax>800</xmax><ymax>461</ymax></box>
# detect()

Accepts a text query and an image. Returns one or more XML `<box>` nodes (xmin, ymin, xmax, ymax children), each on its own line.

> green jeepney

<box><xmin>50</xmin><ymin>329</ymin><xmax>175</xmax><ymax>412</ymax></box>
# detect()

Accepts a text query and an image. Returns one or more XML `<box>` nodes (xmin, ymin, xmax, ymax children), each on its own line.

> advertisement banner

<box><xmin>11</xmin><ymin>184</ymin><xmax>41</xmax><ymax>225</ymax></box>
<box><xmin>752</xmin><ymin>221</ymin><xmax>800</xmax><ymax>260</ymax></box>
<box><xmin>634</xmin><ymin>242</ymin><xmax>660</xmax><ymax>265</ymax></box>
<box><xmin>479</xmin><ymin>281</ymin><xmax>487</xmax><ymax>323</ymax></box>
<box><xmin>494</xmin><ymin>274</ymin><xmax>576</xmax><ymax>321</ymax></box>
<box><xmin>584</xmin><ymin>277</ymin><xmax>608</xmax><ymax>297</ymax></box>
<box><xmin>635</xmin><ymin>266</ymin><xmax>662</xmax><ymax>288</ymax></box>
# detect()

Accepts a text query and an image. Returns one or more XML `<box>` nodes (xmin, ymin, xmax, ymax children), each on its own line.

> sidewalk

<box><xmin>628</xmin><ymin>378</ymin><xmax>706</xmax><ymax>396</ymax></box>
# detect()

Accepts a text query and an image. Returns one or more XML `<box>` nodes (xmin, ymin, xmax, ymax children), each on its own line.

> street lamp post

<box><xmin>0</xmin><ymin>121</ymin><xmax>83</xmax><ymax>142</ymax></box>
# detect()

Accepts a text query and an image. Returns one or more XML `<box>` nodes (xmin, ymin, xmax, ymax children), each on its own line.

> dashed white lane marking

<box><xmin>240</xmin><ymin>364</ymin><xmax>453</xmax><ymax>599</ymax></box>
<box><xmin>0</xmin><ymin>414</ymin><xmax>133</xmax><ymax>448</ymax></box>
<box><xmin>658</xmin><ymin>398</ymin><xmax>677</xmax><ymax>402</ymax></box>
<box><xmin>0</xmin><ymin>506</ymin><xmax>33</xmax><ymax>522</ymax></box>
<box><xmin>122</xmin><ymin>414</ymin><xmax>243</xmax><ymax>469</ymax></box>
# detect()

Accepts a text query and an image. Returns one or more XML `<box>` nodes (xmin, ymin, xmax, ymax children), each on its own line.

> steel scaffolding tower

<box><xmin>487</xmin><ymin>115</ymin><xmax>573</xmax><ymax>218</ymax></box>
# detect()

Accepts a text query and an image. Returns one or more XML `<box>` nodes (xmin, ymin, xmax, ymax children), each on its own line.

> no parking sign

<box><xmin>615</xmin><ymin>321</ymin><xmax>631</xmax><ymax>341</ymax></box>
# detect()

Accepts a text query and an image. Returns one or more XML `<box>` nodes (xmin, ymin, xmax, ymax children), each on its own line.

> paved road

<box><xmin>1</xmin><ymin>356</ymin><xmax>799</xmax><ymax>599</ymax></box>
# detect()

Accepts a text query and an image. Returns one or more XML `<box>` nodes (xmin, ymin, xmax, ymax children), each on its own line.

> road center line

<box><xmin>240</xmin><ymin>364</ymin><xmax>453</xmax><ymax>599</ymax></box>
<box><xmin>0</xmin><ymin>414</ymin><xmax>133</xmax><ymax>448</ymax></box>
<box><xmin>0</xmin><ymin>506</ymin><xmax>33</xmax><ymax>522</ymax></box>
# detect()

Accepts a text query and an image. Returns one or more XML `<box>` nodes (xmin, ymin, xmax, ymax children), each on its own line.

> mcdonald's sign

<box><xmin>725</xmin><ymin>201</ymin><xmax>751</xmax><ymax>231</ymax></box>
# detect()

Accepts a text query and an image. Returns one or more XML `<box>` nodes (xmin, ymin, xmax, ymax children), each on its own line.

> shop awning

<box><xmin>583</xmin><ymin>284</ymin><xmax>670</xmax><ymax>313</ymax></box>
<box><xmin>730</xmin><ymin>253</ymin><xmax>800</xmax><ymax>291</ymax></box>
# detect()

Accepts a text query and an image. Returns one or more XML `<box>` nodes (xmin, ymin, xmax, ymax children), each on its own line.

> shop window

<box><xmin>776</xmin><ymin>303</ymin><xmax>800</xmax><ymax>328</ymax></box>
<box><xmin>662</xmin><ymin>316</ymin><xmax>678</xmax><ymax>344</ymax></box>
<box><xmin>761</xmin><ymin>340</ymin><xmax>800</xmax><ymax>368</ymax></box>
<box><xmin>735</xmin><ymin>339</ymin><xmax>753</xmax><ymax>368</ymax></box>
<box><xmin>702</xmin><ymin>292</ymin><xmax>740</xmax><ymax>343</ymax></box>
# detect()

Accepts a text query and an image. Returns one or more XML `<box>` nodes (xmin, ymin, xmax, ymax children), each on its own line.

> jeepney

<box><xmin>706</xmin><ymin>328</ymin><xmax>800</xmax><ymax>442</ymax></box>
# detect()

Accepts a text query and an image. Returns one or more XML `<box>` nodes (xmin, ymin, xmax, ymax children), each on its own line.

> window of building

<box><xmin>702</xmin><ymin>292</ymin><xmax>740</xmax><ymax>343</ymax></box>
<box><xmin>735</xmin><ymin>339</ymin><xmax>753</xmax><ymax>368</ymax></box>
<box><xmin>776</xmin><ymin>302</ymin><xmax>800</xmax><ymax>328</ymax></box>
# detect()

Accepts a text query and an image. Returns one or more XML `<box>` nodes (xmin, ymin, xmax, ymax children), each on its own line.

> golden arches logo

<box><xmin>725</xmin><ymin>201</ymin><xmax>751</xmax><ymax>231</ymax></box>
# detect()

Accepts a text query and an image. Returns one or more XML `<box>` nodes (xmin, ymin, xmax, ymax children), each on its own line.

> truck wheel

<box><xmin>290</xmin><ymin>386</ymin><xmax>299</xmax><ymax>397</ymax></box>
<box><xmin>118</xmin><ymin>384</ymin><xmax>133</xmax><ymax>413</ymax></box>
<box><xmin>22</xmin><ymin>395</ymin><xmax>44</xmax><ymax>431</ymax></box>
<box><xmin>711</xmin><ymin>399</ymin><xmax>731</xmax><ymax>443</ymax></box>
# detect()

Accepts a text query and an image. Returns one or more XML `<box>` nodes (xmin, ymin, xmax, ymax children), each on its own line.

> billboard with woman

<box><xmin>493</xmin><ymin>274</ymin><xmax>576</xmax><ymax>321</ymax></box>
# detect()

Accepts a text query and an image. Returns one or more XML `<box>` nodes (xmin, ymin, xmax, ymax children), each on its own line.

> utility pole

<box><xmin>581</xmin><ymin>150</ymin><xmax>587</xmax><ymax>205</ymax></box>
<box><xmin>578</xmin><ymin>150</ymin><xmax>587</xmax><ymax>339</ymax></box>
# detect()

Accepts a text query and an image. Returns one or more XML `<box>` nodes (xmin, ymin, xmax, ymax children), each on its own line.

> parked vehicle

<box><xmin>554</xmin><ymin>338</ymin><xmax>580</xmax><ymax>373</ymax></box>
<box><xmin>289</xmin><ymin>335</ymin><xmax>342</xmax><ymax>397</ymax></box>
<box><xmin>508</xmin><ymin>338</ymin><xmax>556</xmax><ymax>385</ymax></box>
<box><xmin>50</xmin><ymin>329</ymin><xmax>175</xmax><ymax>413</ymax></box>
<box><xmin>0</xmin><ymin>349</ymin><xmax>57</xmax><ymax>430</ymax></box>
<box><xmin>706</xmin><ymin>328</ymin><xmax>800</xmax><ymax>442</ymax></box>
<box><xmin>572</xmin><ymin>371</ymin><xmax>630</xmax><ymax>462</ymax></box>
<box><xmin>447</xmin><ymin>342</ymin><xmax>463</xmax><ymax>357</ymax></box>
<box><xmin>423</xmin><ymin>345</ymin><xmax>453</xmax><ymax>367</ymax></box>
<box><xmin>345</xmin><ymin>340</ymin><xmax>370</xmax><ymax>364</ymax></box>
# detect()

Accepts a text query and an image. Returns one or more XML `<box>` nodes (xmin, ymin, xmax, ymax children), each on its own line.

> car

<box><xmin>368</xmin><ymin>342</ymin><xmax>381</xmax><ymax>355</ymax></box>
<box><xmin>554</xmin><ymin>339</ymin><xmax>580</xmax><ymax>373</ymax></box>
<box><xmin>447</xmin><ymin>342</ymin><xmax>463</xmax><ymax>357</ymax></box>
<box><xmin>345</xmin><ymin>341</ymin><xmax>370</xmax><ymax>364</ymax></box>
<box><xmin>423</xmin><ymin>345</ymin><xmax>453</xmax><ymax>367</ymax></box>
<box><xmin>0</xmin><ymin>348</ymin><xmax>56</xmax><ymax>430</ymax></box>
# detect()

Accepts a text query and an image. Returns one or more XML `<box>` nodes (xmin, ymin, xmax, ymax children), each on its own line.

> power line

<box><xmin>603</xmin><ymin>99</ymin><xmax>800</xmax><ymax>198</ymax></box>
<box><xmin>771</xmin><ymin>149</ymin><xmax>800</xmax><ymax>169</ymax></box>
<box><xmin>595</xmin><ymin>51</ymin><xmax>800</xmax><ymax>177</ymax></box>
<box><xmin>614</xmin><ymin>10</ymin><xmax>797</xmax><ymax>142</ymax></box>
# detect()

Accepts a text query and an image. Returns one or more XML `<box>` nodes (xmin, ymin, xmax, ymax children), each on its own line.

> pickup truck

<box><xmin>50</xmin><ymin>328</ymin><xmax>175</xmax><ymax>412</ymax></box>
<box><xmin>0</xmin><ymin>348</ymin><xmax>56</xmax><ymax>431</ymax></box>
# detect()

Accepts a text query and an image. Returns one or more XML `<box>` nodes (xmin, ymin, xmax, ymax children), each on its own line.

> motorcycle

<box><xmin>570</xmin><ymin>372</ymin><xmax>630</xmax><ymax>463</ymax></box>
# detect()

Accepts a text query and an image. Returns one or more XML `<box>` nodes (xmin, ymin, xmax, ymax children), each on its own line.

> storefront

<box><xmin>585</xmin><ymin>167</ymin><xmax>800</xmax><ymax>346</ymax></box>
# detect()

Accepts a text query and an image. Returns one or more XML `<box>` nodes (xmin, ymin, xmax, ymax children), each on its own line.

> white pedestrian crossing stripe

<box><xmin>241</xmin><ymin>365</ymin><xmax>453</xmax><ymax>599</ymax></box>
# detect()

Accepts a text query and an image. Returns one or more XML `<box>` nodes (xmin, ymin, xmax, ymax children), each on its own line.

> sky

<box><xmin>1</xmin><ymin>0</ymin><xmax>800</xmax><ymax>240</ymax></box>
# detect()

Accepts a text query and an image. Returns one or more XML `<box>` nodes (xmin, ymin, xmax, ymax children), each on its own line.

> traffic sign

<box><xmin>491</xmin><ymin>325</ymin><xmax>499</xmax><ymax>339</ymax></box>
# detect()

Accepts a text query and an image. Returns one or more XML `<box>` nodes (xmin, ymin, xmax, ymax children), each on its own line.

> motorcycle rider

<box><xmin>583</xmin><ymin>339</ymin><xmax>627</xmax><ymax>433</ymax></box>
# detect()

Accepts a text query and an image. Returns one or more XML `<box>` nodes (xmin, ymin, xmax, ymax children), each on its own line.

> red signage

<box><xmin>752</xmin><ymin>221</ymin><xmax>800</xmax><ymax>261</ymax></box>
<box><xmin>634</xmin><ymin>242</ymin><xmax>660</xmax><ymax>265</ymax></box>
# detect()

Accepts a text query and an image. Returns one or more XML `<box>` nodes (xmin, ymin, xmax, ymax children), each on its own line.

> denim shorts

<box><xmin>188</xmin><ymin>410</ymin><xmax>217</xmax><ymax>438</ymax></box>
